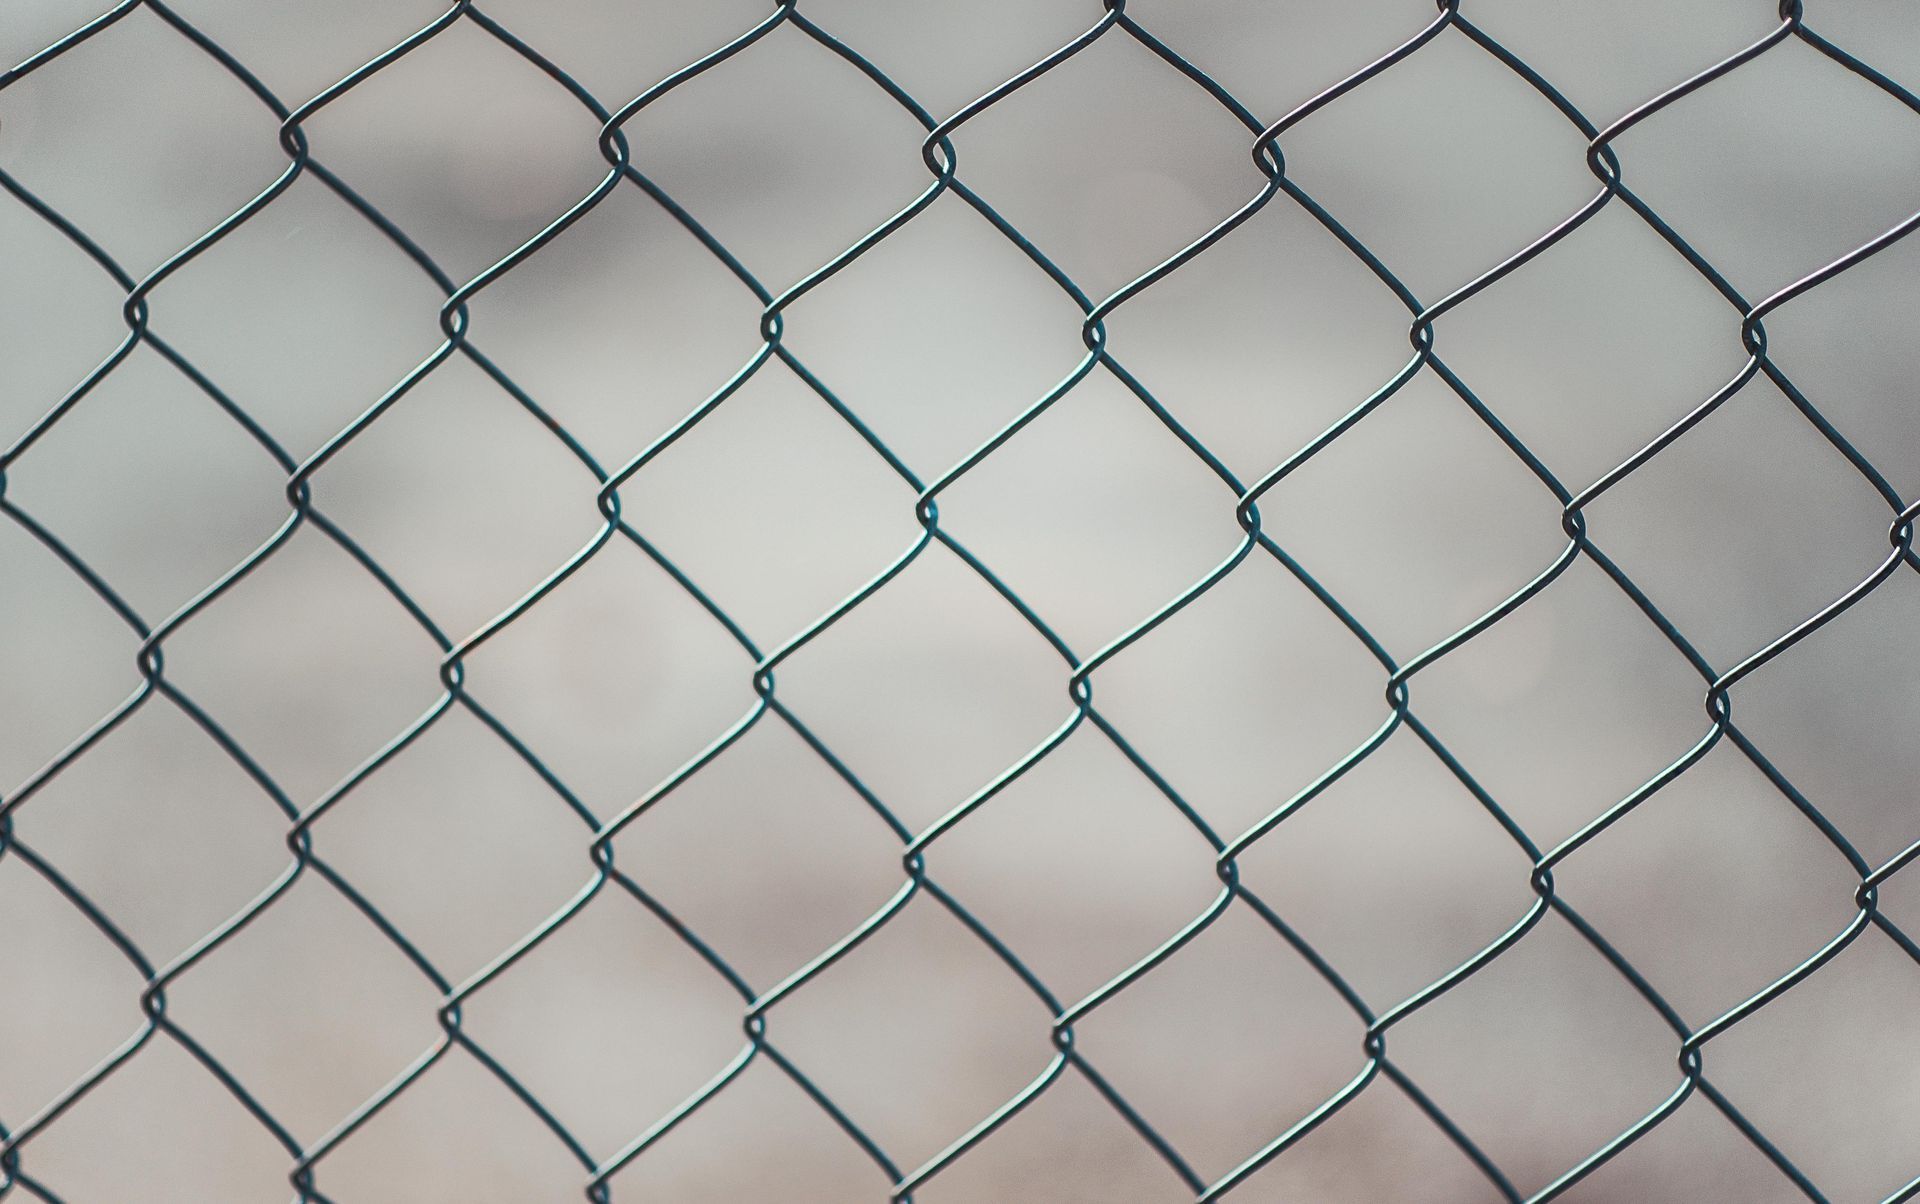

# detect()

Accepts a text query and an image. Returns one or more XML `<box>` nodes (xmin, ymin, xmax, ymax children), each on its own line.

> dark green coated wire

<box><xmin>2</xmin><ymin>1</ymin><xmax>1918</xmax><ymax>1201</ymax></box>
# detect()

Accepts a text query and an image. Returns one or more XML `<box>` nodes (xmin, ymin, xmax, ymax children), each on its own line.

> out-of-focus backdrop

<box><xmin>4</xmin><ymin>1</ymin><xmax>1920</xmax><ymax>1201</ymax></box>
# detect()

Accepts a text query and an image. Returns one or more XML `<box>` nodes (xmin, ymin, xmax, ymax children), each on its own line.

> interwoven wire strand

<box><xmin>3</xmin><ymin>1</ymin><xmax>1918</xmax><ymax>1201</ymax></box>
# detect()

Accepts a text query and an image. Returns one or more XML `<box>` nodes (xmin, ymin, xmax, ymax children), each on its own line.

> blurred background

<box><xmin>4</xmin><ymin>1</ymin><xmax>1920</xmax><ymax>1200</ymax></box>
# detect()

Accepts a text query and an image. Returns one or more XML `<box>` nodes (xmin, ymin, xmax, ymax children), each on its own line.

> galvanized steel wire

<box><xmin>3</xmin><ymin>1</ymin><xmax>1919</xmax><ymax>1200</ymax></box>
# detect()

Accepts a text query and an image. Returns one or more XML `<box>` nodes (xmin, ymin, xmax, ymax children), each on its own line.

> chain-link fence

<box><xmin>4</xmin><ymin>1</ymin><xmax>1920</xmax><ymax>1200</ymax></box>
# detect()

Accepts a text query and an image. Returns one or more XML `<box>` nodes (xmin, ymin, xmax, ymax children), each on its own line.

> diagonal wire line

<box><xmin>3</xmin><ymin>1</ymin><xmax>1919</xmax><ymax>1202</ymax></box>
<box><xmin>1428</xmin><ymin>7</ymin><xmax>1920</xmax><ymax>1199</ymax></box>
<box><xmin>0</xmin><ymin>4</ymin><xmax>628</xmax><ymax>1198</ymax></box>
<box><xmin>276</xmin><ymin>8</ymin><xmax>925</xmax><ymax>1199</ymax></box>
<box><xmin>0</xmin><ymin>4</ymin><xmax>1766</xmax><ymax>1198</ymax></box>
<box><xmin>0</xmin><ymin>2</ymin><xmax>783</xmax><ymax>1198</ymax></box>
<box><xmin>1135</xmin><ymin>6</ymin><xmax>1844</xmax><ymax>1199</ymax></box>
<box><xmin>399</xmin><ymin>9</ymin><xmax>1199</xmax><ymax>1198</ymax></box>
<box><xmin>576</xmin><ymin>4</ymin><xmax>1566</xmax><ymax>1198</ymax></box>
<box><xmin>0</xmin><ymin>6</ymin><xmax>442</xmax><ymax>1191</ymax></box>
<box><xmin>833</xmin><ymin>3</ymin><xmax>1920</xmax><ymax>1200</ymax></box>
<box><xmin>841</xmin><ymin>7</ymin><xmax>1518</xmax><ymax>1198</ymax></box>
<box><xmin>226</xmin><ymin>6</ymin><xmax>957</xmax><ymax>1199</ymax></box>
<box><xmin>1155</xmin><ymin>4</ymin><xmax>1920</xmax><ymax>1200</ymax></box>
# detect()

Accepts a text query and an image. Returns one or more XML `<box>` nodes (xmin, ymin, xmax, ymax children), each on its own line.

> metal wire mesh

<box><xmin>3</xmin><ymin>1</ymin><xmax>1919</xmax><ymax>1200</ymax></box>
